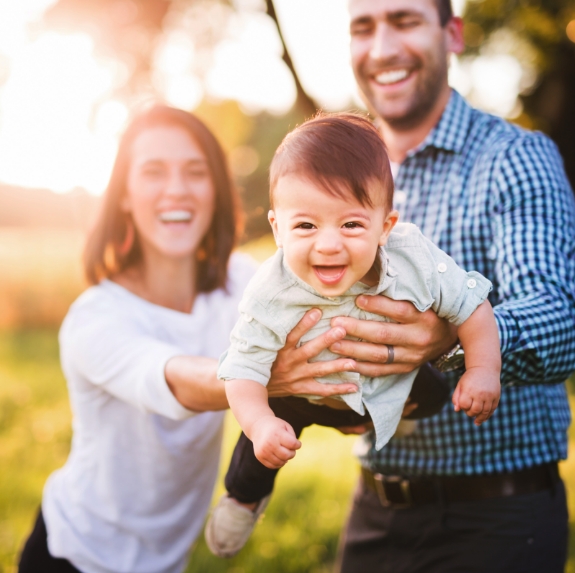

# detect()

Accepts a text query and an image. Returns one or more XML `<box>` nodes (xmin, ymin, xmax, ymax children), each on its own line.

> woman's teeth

<box><xmin>375</xmin><ymin>69</ymin><xmax>409</xmax><ymax>85</ymax></box>
<box><xmin>158</xmin><ymin>210</ymin><xmax>193</xmax><ymax>223</ymax></box>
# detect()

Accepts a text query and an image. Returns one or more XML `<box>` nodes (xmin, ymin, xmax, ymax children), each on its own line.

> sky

<box><xmin>0</xmin><ymin>0</ymin><xmax>526</xmax><ymax>195</ymax></box>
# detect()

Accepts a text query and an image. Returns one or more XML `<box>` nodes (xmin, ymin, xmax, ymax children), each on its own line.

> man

<box><xmin>328</xmin><ymin>0</ymin><xmax>575</xmax><ymax>571</ymax></box>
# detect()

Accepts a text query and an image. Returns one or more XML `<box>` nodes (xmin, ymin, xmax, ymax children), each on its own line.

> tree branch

<box><xmin>265</xmin><ymin>0</ymin><xmax>319</xmax><ymax>117</ymax></box>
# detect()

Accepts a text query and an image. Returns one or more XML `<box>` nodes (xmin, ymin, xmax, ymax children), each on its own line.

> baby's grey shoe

<box><xmin>205</xmin><ymin>494</ymin><xmax>271</xmax><ymax>558</ymax></box>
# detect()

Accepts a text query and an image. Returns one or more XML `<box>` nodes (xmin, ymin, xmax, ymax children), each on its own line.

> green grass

<box><xmin>1</xmin><ymin>329</ymin><xmax>574</xmax><ymax>573</ymax></box>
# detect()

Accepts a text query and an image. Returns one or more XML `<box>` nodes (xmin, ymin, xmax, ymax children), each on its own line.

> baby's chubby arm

<box><xmin>226</xmin><ymin>379</ymin><xmax>301</xmax><ymax>469</ymax></box>
<box><xmin>452</xmin><ymin>300</ymin><xmax>501</xmax><ymax>425</ymax></box>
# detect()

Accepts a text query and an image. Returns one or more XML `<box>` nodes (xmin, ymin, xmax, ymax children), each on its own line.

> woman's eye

<box><xmin>142</xmin><ymin>168</ymin><xmax>164</xmax><ymax>178</ymax></box>
<box><xmin>186</xmin><ymin>168</ymin><xmax>208</xmax><ymax>179</ymax></box>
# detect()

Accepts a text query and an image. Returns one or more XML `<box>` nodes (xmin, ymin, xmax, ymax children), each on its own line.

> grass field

<box><xmin>0</xmin><ymin>328</ymin><xmax>359</xmax><ymax>573</ymax></box>
<box><xmin>1</xmin><ymin>329</ymin><xmax>574</xmax><ymax>573</ymax></box>
<box><xmin>0</xmin><ymin>230</ymin><xmax>574</xmax><ymax>572</ymax></box>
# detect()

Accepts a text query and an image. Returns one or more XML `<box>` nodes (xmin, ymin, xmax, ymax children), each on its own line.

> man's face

<box><xmin>349</xmin><ymin>0</ymin><xmax>463</xmax><ymax>129</ymax></box>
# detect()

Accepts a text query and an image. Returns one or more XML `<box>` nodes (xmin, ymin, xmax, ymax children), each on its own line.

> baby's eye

<box><xmin>296</xmin><ymin>222</ymin><xmax>315</xmax><ymax>230</ymax></box>
<box><xmin>343</xmin><ymin>221</ymin><xmax>363</xmax><ymax>229</ymax></box>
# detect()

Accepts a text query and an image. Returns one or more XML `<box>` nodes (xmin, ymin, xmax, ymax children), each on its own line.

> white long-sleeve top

<box><xmin>42</xmin><ymin>254</ymin><xmax>255</xmax><ymax>573</ymax></box>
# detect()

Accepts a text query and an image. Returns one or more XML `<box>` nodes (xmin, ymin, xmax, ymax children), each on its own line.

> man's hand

<box><xmin>452</xmin><ymin>367</ymin><xmax>501</xmax><ymax>426</ymax></box>
<box><xmin>329</xmin><ymin>295</ymin><xmax>458</xmax><ymax>377</ymax></box>
<box><xmin>250</xmin><ymin>415</ymin><xmax>302</xmax><ymax>469</ymax></box>
<box><xmin>268</xmin><ymin>309</ymin><xmax>360</xmax><ymax>398</ymax></box>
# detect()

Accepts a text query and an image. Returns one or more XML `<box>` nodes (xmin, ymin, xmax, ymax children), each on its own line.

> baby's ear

<box><xmin>268</xmin><ymin>210</ymin><xmax>282</xmax><ymax>247</ymax></box>
<box><xmin>379</xmin><ymin>209</ymin><xmax>399</xmax><ymax>246</ymax></box>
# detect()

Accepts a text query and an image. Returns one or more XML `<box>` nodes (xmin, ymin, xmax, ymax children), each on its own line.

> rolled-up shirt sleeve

<box><xmin>491</xmin><ymin>133</ymin><xmax>575</xmax><ymax>385</ymax></box>
<box><xmin>422</xmin><ymin>235</ymin><xmax>492</xmax><ymax>326</ymax></box>
<box><xmin>60</xmin><ymin>300</ymin><xmax>195</xmax><ymax>420</ymax></box>
<box><xmin>217</xmin><ymin>311</ymin><xmax>285</xmax><ymax>385</ymax></box>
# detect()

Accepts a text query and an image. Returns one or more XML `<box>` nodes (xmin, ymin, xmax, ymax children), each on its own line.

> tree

<box><xmin>463</xmin><ymin>0</ymin><xmax>575</xmax><ymax>188</ymax></box>
<box><xmin>42</xmin><ymin>0</ymin><xmax>318</xmax><ymax>117</ymax></box>
<box><xmin>41</xmin><ymin>0</ymin><xmax>318</xmax><ymax>240</ymax></box>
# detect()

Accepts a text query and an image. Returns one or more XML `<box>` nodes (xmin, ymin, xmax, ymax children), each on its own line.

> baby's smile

<box><xmin>312</xmin><ymin>265</ymin><xmax>348</xmax><ymax>286</ymax></box>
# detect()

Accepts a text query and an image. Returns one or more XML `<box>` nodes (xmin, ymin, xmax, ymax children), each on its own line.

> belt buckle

<box><xmin>373</xmin><ymin>473</ymin><xmax>413</xmax><ymax>508</ymax></box>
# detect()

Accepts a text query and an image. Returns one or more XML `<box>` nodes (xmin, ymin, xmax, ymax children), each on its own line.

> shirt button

<box><xmin>437</xmin><ymin>263</ymin><xmax>447</xmax><ymax>273</ymax></box>
<box><xmin>467</xmin><ymin>278</ymin><xmax>477</xmax><ymax>289</ymax></box>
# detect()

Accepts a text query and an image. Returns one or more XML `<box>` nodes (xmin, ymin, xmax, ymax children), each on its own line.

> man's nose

<box><xmin>369</xmin><ymin>22</ymin><xmax>400</xmax><ymax>62</ymax></box>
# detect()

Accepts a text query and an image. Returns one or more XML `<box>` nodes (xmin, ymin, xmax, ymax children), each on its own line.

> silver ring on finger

<box><xmin>385</xmin><ymin>344</ymin><xmax>394</xmax><ymax>364</ymax></box>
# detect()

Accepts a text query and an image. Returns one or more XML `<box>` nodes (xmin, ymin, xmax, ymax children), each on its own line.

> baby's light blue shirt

<box><xmin>218</xmin><ymin>223</ymin><xmax>491</xmax><ymax>449</ymax></box>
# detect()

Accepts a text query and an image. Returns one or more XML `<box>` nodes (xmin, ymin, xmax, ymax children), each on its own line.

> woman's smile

<box><xmin>158</xmin><ymin>209</ymin><xmax>194</xmax><ymax>223</ymax></box>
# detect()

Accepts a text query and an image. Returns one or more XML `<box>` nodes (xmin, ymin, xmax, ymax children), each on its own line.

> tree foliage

<box><xmin>463</xmin><ymin>0</ymin><xmax>575</xmax><ymax>187</ymax></box>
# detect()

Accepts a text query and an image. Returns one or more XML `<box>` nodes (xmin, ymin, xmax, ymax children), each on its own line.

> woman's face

<box><xmin>123</xmin><ymin>125</ymin><xmax>216</xmax><ymax>262</ymax></box>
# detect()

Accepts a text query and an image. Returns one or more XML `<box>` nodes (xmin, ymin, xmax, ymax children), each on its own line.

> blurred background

<box><xmin>0</xmin><ymin>0</ymin><xmax>574</xmax><ymax>571</ymax></box>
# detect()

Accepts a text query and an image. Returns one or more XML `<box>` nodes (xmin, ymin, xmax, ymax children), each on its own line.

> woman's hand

<box><xmin>329</xmin><ymin>295</ymin><xmax>457</xmax><ymax>378</ymax></box>
<box><xmin>268</xmin><ymin>309</ymin><xmax>360</xmax><ymax>398</ymax></box>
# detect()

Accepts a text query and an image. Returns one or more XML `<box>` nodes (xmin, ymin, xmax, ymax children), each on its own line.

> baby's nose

<box><xmin>314</xmin><ymin>230</ymin><xmax>343</xmax><ymax>253</ymax></box>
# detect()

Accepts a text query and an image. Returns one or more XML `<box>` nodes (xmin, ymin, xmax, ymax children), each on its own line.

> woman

<box><xmin>18</xmin><ymin>106</ymin><xmax>360</xmax><ymax>573</ymax></box>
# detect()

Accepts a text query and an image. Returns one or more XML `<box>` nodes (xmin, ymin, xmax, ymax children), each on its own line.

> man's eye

<box><xmin>396</xmin><ymin>18</ymin><xmax>420</xmax><ymax>29</ymax></box>
<box><xmin>296</xmin><ymin>223</ymin><xmax>315</xmax><ymax>230</ymax></box>
<box><xmin>350</xmin><ymin>23</ymin><xmax>373</xmax><ymax>37</ymax></box>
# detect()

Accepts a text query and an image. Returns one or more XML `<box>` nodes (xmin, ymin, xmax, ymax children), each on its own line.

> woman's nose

<box><xmin>164</xmin><ymin>170</ymin><xmax>188</xmax><ymax>197</ymax></box>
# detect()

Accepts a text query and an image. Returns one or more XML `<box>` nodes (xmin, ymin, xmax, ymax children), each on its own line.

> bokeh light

<box><xmin>0</xmin><ymin>0</ymin><xmax>528</xmax><ymax>195</ymax></box>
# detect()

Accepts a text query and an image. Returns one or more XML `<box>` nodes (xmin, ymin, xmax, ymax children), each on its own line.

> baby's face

<box><xmin>269</xmin><ymin>175</ymin><xmax>398</xmax><ymax>297</ymax></box>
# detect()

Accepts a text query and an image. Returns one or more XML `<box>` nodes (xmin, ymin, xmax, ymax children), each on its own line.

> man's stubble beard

<box><xmin>364</xmin><ymin>56</ymin><xmax>449</xmax><ymax>132</ymax></box>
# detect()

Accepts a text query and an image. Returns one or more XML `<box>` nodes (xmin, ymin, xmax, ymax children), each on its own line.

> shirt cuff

<box><xmin>141</xmin><ymin>345</ymin><xmax>198</xmax><ymax>420</ymax></box>
<box><xmin>493</xmin><ymin>308</ymin><xmax>515</xmax><ymax>357</ymax></box>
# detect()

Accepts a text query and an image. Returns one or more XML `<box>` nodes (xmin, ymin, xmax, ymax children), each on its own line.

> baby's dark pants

<box><xmin>224</xmin><ymin>364</ymin><xmax>449</xmax><ymax>504</ymax></box>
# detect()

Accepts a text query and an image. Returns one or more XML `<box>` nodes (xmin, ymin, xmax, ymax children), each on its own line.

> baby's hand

<box><xmin>250</xmin><ymin>416</ymin><xmax>301</xmax><ymax>469</ymax></box>
<box><xmin>452</xmin><ymin>367</ymin><xmax>501</xmax><ymax>426</ymax></box>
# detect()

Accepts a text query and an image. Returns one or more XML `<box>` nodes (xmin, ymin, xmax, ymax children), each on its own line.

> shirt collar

<box><xmin>410</xmin><ymin>89</ymin><xmax>472</xmax><ymax>156</ymax></box>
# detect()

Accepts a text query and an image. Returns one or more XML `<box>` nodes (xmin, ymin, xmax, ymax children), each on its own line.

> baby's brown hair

<box><xmin>269</xmin><ymin>112</ymin><xmax>393</xmax><ymax>211</ymax></box>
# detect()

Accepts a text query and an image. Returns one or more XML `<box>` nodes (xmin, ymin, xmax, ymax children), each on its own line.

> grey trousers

<box><xmin>336</xmin><ymin>477</ymin><xmax>568</xmax><ymax>573</ymax></box>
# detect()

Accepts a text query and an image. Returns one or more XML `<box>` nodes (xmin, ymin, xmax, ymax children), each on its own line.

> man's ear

<box><xmin>445</xmin><ymin>17</ymin><xmax>464</xmax><ymax>56</ymax></box>
<box><xmin>379</xmin><ymin>210</ymin><xmax>399</xmax><ymax>246</ymax></box>
<box><xmin>268</xmin><ymin>210</ymin><xmax>282</xmax><ymax>247</ymax></box>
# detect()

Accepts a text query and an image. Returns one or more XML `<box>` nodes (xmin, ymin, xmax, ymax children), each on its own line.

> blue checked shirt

<box><xmin>365</xmin><ymin>90</ymin><xmax>575</xmax><ymax>476</ymax></box>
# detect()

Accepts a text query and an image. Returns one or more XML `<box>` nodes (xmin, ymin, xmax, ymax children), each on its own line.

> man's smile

<box><xmin>374</xmin><ymin>68</ymin><xmax>411</xmax><ymax>86</ymax></box>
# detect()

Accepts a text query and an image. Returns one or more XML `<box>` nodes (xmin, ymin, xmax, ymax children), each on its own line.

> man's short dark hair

<box><xmin>437</xmin><ymin>0</ymin><xmax>454</xmax><ymax>27</ymax></box>
<box><xmin>270</xmin><ymin>112</ymin><xmax>394</xmax><ymax>211</ymax></box>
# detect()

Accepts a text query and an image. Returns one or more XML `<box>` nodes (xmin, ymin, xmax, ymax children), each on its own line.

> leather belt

<box><xmin>361</xmin><ymin>463</ymin><xmax>560</xmax><ymax>508</ymax></box>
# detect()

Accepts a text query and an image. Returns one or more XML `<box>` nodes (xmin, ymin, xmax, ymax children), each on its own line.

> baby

<box><xmin>206</xmin><ymin>113</ymin><xmax>501</xmax><ymax>558</ymax></box>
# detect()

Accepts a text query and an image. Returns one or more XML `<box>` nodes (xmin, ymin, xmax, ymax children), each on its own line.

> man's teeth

<box><xmin>375</xmin><ymin>69</ymin><xmax>409</xmax><ymax>85</ymax></box>
<box><xmin>159</xmin><ymin>210</ymin><xmax>192</xmax><ymax>222</ymax></box>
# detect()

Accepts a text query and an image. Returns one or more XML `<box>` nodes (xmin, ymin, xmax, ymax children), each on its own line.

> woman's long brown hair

<box><xmin>84</xmin><ymin>105</ymin><xmax>241</xmax><ymax>293</ymax></box>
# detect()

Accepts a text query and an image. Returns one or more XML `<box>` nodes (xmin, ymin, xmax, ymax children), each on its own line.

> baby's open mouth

<box><xmin>313</xmin><ymin>265</ymin><xmax>347</xmax><ymax>285</ymax></box>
